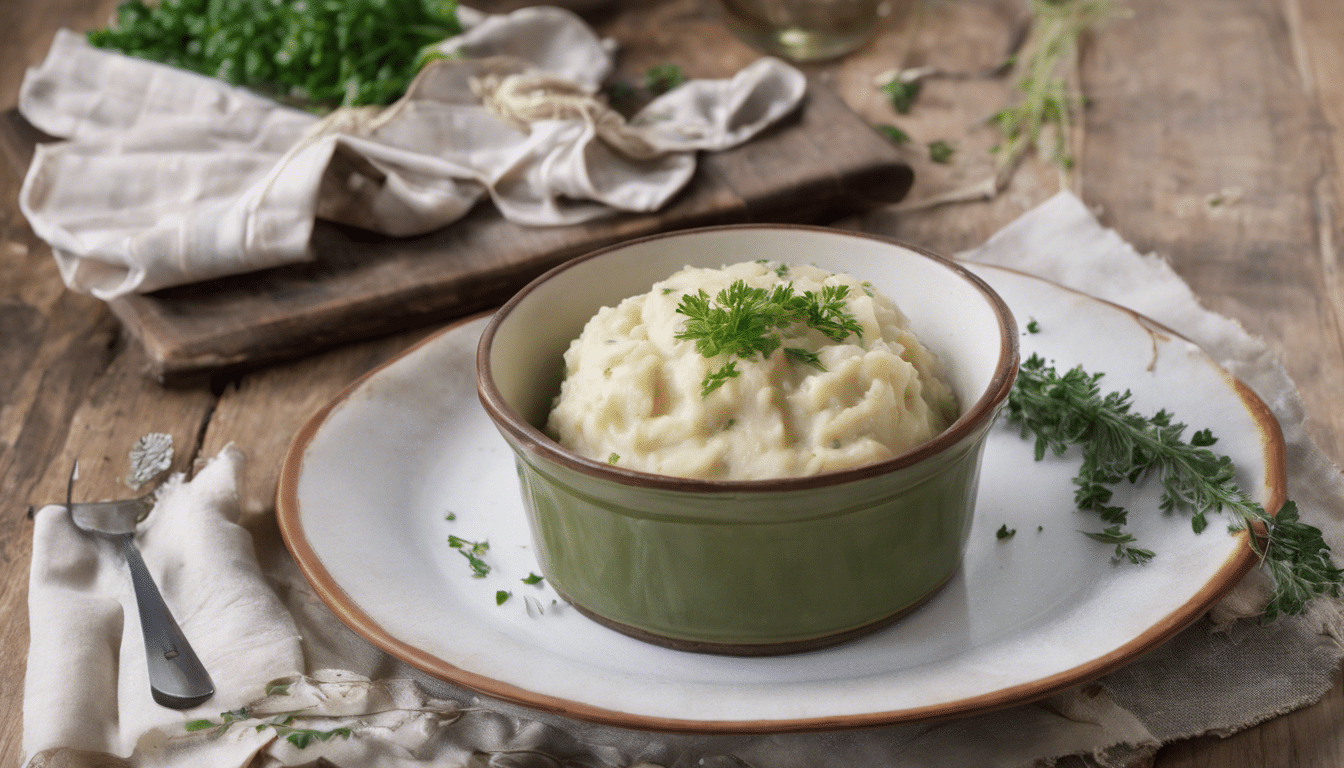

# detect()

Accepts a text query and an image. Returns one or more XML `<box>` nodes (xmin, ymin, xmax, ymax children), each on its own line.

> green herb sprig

<box><xmin>644</xmin><ymin>63</ymin><xmax>687</xmax><ymax>95</ymax></box>
<box><xmin>880</xmin><ymin>77</ymin><xmax>921</xmax><ymax>114</ymax></box>
<box><xmin>989</xmin><ymin>0</ymin><xmax>1124</xmax><ymax>178</ymax></box>
<box><xmin>87</xmin><ymin>0</ymin><xmax>462</xmax><ymax>109</ymax></box>
<box><xmin>1006</xmin><ymin>353</ymin><xmax>1342</xmax><ymax>620</ymax></box>
<box><xmin>877</xmin><ymin>124</ymin><xmax>910</xmax><ymax>145</ymax></box>
<box><xmin>928</xmin><ymin>140</ymin><xmax>956</xmax><ymax>164</ymax></box>
<box><xmin>448</xmin><ymin>535</ymin><xmax>490</xmax><ymax>578</ymax></box>
<box><xmin>1084</xmin><ymin>525</ymin><xmax>1154</xmax><ymax>565</ymax></box>
<box><xmin>675</xmin><ymin>278</ymin><xmax>864</xmax><ymax>396</ymax></box>
<box><xmin>186</xmin><ymin>708</ymin><xmax>353</xmax><ymax>748</ymax></box>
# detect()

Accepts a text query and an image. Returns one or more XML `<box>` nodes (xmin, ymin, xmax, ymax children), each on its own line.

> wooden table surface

<box><xmin>3</xmin><ymin>0</ymin><xmax>1344</xmax><ymax>766</ymax></box>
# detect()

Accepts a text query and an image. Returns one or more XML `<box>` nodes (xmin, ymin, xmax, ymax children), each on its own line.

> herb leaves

<box><xmin>990</xmin><ymin>0</ymin><xmax>1123</xmax><ymax>176</ymax></box>
<box><xmin>1006</xmin><ymin>353</ymin><xmax>1342</xmax><ymax>619</ymax></box>
<box><xmin>88</xmin><ymin>0</ymin><xmax>462</xmax><ymax>109</ymax></box>
<box><xmin>674</xmin><ymin>278</ymin><xmax>863</xmax><ymax>396</ymax></box>
<box><xmin>186</xmin><ymin>707</ymin><xmax>353</xmax><ymax>748</ymax></box>
<box><xmin>448</xmin><ymin>535</ymin><xmax>490</xmax><ymax>578</ymax></box>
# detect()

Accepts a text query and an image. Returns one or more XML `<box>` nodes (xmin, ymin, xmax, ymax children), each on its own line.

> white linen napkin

<box><xmin>16</xmin><ymin>8</ymin><xmax>805</xmax><ymax>300</ymax></box>
<box><xmin>24</xmin><ymin>191</ymin><xmax>1344</xmax><ymax>768</ymax></box>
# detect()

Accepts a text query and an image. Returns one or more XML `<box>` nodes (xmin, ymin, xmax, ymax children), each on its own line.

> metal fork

<box><xmin>58</xmin><ymin>464</ymin><xmax>215</xmax><ymax>709</ymax></box>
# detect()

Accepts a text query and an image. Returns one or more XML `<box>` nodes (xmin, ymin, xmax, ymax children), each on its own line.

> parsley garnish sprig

<box><xmin>1006</xmin><ymin>353</ymin><xmax>1342</xmax><ymax>620</ymax></box>
<box><xmin>674</xmin><ymin>278</ymin><xmax>863</xmax><ymax>396</ymax></box>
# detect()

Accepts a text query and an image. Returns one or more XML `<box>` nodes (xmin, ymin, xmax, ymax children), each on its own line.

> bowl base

<box><xmin>551</xmin><ymin>568</ymin><xmax>959</xmax><ymax>656</ymax></box>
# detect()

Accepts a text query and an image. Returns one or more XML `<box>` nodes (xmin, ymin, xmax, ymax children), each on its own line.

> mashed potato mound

<box><xmin>545</xmin><ymin>261</ymin><xmax>959</xmax><ymax>480</ymax></box>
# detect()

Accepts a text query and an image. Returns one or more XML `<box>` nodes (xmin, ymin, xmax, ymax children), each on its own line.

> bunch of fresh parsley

<box><xmin>1007</xmin><ymin>353</ymin><xmax>1342</xmax><ymax>620</ymax></box>
<box><xmin>674</xmin><ymin>278</ymin><xmax>864</xmax><ymax>396</ymax></box>
<box><xmin>87</xmin><ymin>0</ymin><xmax>462</xmax><ymax>109</ymax></box>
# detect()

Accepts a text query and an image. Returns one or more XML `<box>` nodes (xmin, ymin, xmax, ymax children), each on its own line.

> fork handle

<box><xmin>122</xmin><ymin>535</ymin><xmax>215</xmax><ymax>708</ymax></box>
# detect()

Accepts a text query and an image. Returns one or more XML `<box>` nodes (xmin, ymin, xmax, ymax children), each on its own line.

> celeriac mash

<box><xmin>545</xmin><ymin>261</ymin><xmax>958</xmax><ymax>480</ymax></box>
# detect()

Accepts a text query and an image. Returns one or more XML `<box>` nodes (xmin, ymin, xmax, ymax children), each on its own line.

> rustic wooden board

<box><xmin>2</xmin><ymin>81</ymin><xmax>912</xmax><ymax>384</ymax></box>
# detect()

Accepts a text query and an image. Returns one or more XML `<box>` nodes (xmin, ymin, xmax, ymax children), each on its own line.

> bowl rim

<box><xmin>476</xmin><ymin>223</ymin><xmax>1020</xmax><ymax>493</ymax></box>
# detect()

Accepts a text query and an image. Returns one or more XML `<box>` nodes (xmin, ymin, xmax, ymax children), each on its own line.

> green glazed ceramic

<box><xmin>478</xmin><ymin>225</ymin><xmax>1018</xmax><ymax>654</ymax></box>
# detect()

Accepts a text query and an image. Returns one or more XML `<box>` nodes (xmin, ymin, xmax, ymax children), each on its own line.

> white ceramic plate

<box><xmin>277</xmin><ymin>264</ymin><xmax>1284</xmax><ymax>732</ymax></box>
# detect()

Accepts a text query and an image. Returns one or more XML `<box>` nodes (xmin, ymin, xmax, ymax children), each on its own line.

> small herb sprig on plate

<box><xmin>1006</xmin><ymin>353</ymin><xmax>1342</xmax><ymax>620</ymax></box>
<box><xmin>448</xmin><ymin>535</ymin><xmax>490</xmax><ymax>578</ymax></box>
<box><xmin>88</xmin><ymin>0</ymin><xmax>462</xmax><ymax>109</ymax></box>
<box><xmin>675</xmin><ymin>277</ymin><xmax>863</xmax><ymax>396</ymax></box>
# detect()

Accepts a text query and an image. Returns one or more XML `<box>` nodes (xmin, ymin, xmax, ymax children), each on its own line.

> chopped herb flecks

<box><xmin>448</xmin><ymin>536</ymin><xmax>490</xmax><ymax>578</ymax></box>
<box><xmin>877</xmin><ymin>124</ymin><xmax>910</xmax><ymax>144</ymax></box>
<box><xmin>645</xmin><ymin>63</ymin><xmax>686</xmax><ymax>94</ymax></box>
<box><xmin>928</xmin><ymin>140</ymin><xmax>955</xmax><ymax>164</ymax></box>
<box><xmin>880</xmin><ymin>77</ymin><xmax>921</xmax><ymax>114</ymax></box>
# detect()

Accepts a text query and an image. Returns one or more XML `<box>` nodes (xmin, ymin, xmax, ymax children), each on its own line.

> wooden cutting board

<box><xmin>2</xmin><ymin>81</ymin><xmax>911</xmax><ymax>384</ymax></box>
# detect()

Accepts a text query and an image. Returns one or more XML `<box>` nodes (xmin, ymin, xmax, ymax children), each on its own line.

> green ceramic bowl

<box><xmin>477</xmin><ymin>225</ymin><xmax>1018</xmax><ymax>655</ymax></box>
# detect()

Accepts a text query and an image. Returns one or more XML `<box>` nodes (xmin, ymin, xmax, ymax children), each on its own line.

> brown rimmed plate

<box><xmin>276</xmin><ymin>263</ymin><xmax>1284</xmax><ymax>733</ymax></box>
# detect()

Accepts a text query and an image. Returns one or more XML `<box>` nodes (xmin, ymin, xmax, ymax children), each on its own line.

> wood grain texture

<box><xmin>1077</xmin><ymin>0</ymin><xmax>1344</xmax><ymax>466</ymax></box>
<box><xmin>2</xmin><ymin>0</ymin><xmax>1344</xmax><ymax>766</ymax></box>
<box><xmin>198</xmin><ymin>328</ymin><xmax>433</xmax><ymax>517</ymax></box>
<box><xmin>1148</xmin><ymin>0</ymin><xmax>1344</xmax><ymax>765</ymax></box>
<box><xmin>829</xmin><ymin>0</ymin><xmax>1071</xmax><ymax>253</ymax></box>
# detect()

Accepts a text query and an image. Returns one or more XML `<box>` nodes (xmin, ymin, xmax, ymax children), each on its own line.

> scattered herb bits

<box><xmin>996</xmin><ymin>524</ymin><xmax>1017</xmax><ymax>540</ymax></box>
<box><xmin>1085</xmin><ymin>526</ymin><xmax>1154</xmax><ymax>565</ymax></box>
<box><xmin>87</xmin><ymin>0</ymin><xmax>463</xmax><ymax>109</ymax></box>
<box><xmin>928</xmin><ymin>140</ymin><xmax>956</xmax><ymax>164</ymax></box>
<box><xmin>880</xmin><ymin>77</ymin><xmax>921</xmax><ymax>114</ymax></box>
<box><xmin>264</xmin><ymin>679</ymin><xmax>291</xmax><ymax>697</ymax></box>
<box><xmin>522</xmin><ymin>572</ymin><xmax>544</xmax><ymax>585</ymax></box>
<box><xmin>644</xmin><ymin>63</ymin><xmax>686</xmax><ymax>94</ymax></box>
<box><xmin>877</xmin><ymin>124</ymin><xmax>910</xmax><ymax>144</ymax></box>
<box><xmin>496</xmin><ymin>590</ymin><xmax>512</xmax><ymax>605</ymax></box>
<box><xmin>448</xmin><ymin>535</ymin><xmax>490</xmax><ymax>577</ymax></box>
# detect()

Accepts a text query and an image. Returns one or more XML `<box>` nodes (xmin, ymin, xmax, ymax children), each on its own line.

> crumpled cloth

<box><xmin>16</xmin><ymin>8</ymin><xmax>805</xmax><ymax>299</ymax></box>
<box><xmin>23</xmin><ymin>191</ymin><xmax>1344</xmax><ymax>768</ymax></box>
